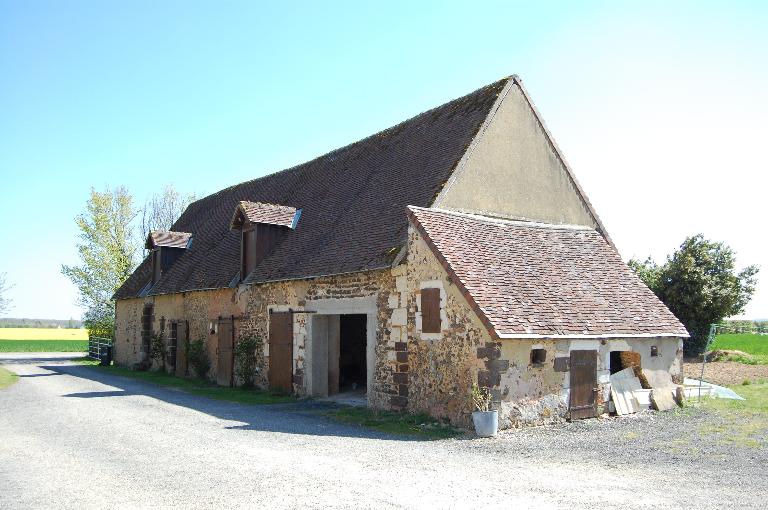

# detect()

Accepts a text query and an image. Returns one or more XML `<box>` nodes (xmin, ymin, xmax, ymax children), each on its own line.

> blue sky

<box><xmin>1</xmin><ymin>1</ymin><xmax>766</xmax><ymax>320</ymax></box>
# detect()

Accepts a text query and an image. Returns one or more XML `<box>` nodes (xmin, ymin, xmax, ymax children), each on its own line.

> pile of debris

<box><xmin>608</xmin><ymin>352</ymin><xmax>744</xmax><ymax>416</ymax></box>
<box><xmin>609</xmin><ymin>366</ymin><xmax>681</xmax><ymax>415</ymax></box>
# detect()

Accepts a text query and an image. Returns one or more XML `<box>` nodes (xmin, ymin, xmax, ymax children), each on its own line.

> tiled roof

<box><xmin>407</xmin><ymin>206</ymin><xmax>688</xmax><ymax>338</ymax></box>
<box><xmin>230</xmin><ymin>201</ymin><xmax>299</xmax><ymax>229</ymax></box>
<box><xmin>114</xmin><ymin>77</ymin><xmax>509</xmax><ymax>299</ymax></box>
<box><xmin>145</xmin><ymin>231</ymin><xmax>192</xmax><ymax>249</ymax></box>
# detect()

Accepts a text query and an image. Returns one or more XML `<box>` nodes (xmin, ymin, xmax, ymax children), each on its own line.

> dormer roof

<box><xmin>229</xmin><ymin>201</ymin><xmax>300</xmax><ymax>230</ymax></box>
<box><xmin>145</xmin><ymin>231</ymin><xmax>192</xmax><ymax>250</ymax></box>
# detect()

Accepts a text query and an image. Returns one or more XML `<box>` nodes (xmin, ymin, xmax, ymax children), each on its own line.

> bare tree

<box><xmin>0</xmin><ymin>273</ymin><xmax>12</xmax><ymax>315</ymax></box>
<box><xmin>140</xmin><ymin>185</ymin><xmax>196</xmax><ymax>245</ymax></box>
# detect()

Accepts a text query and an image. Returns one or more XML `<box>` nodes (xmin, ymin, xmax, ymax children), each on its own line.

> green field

<box><xmin>711</xmin><ymin>333</ymin><xmax>768</xmax><ymax>364</ymax></box>
<box><xmin>0</xmin><ymin>328</ymin><xmax>89</xmax><ymax>352</ymax></box>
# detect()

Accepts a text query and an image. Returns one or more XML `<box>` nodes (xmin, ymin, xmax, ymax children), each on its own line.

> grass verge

<box><xmin>0</xmin><ymin>340</ymin><xmax>88</xmax><ymax>352</ymax></box>
<box><xmin>322</xmin><ymin>406</ymin><xmax>463</xmax><ymax>439</ymax></box>
<box><xmin>0</xmin><ymin>366</ymin><xmax>19</xmax><ymax>389</ymax></box>
<box><xmin>78</xmin><ymin>361</ymin><xmax>296</xmax><ymax>405</ymax></box>
<box><xmin>698</xmin><ymin>382</ymin><xmax>768</xmax><ymax>447</ymax></box>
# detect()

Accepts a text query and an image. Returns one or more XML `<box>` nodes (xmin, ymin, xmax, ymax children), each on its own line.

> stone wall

<box><xmin>114</xmin><ymin>270</ymin><xmax>398</xmax><ymax>401</ymax></box>
<box><xmin>114</xmin><ymin>231</ymin><xmax>685</xmax><ymax>429</ymax></box>
<box><xmin>400</xmin><ymin>226</ymin><xmax>686</xmax><ymax>429</ymax></box>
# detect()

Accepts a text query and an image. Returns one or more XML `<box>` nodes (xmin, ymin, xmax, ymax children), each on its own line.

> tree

<box><xmin>62</xmin><ymin>187</ymin><xmax>138</xmax><ymax>336</ymax></box>
<box><xmin>140</xmin><ymin>185</ymin><xmax>195</xmax><ymax>252</ymax></box>
<box><xmin>0</xmin><ymin>273</ymin><xmax>12</xmax><ymax>315</ymax></box>
<box><xmin>629</xmin><ymin>234</ymin><xmax>759</xmax><ymax>356</ymax></box>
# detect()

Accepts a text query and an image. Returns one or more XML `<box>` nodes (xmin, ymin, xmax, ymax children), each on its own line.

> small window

<box><xmin>530</xmin><ymin>348</ymin><xmax>546</xmax><ymax>365</ymax></box>
<box><xmin>650</xmin><ymin>345</ymin><xmax>659</xmax><ymax>357</ymax></box>
<box><xmin>421</xmin><ymin>288</ymin><xmax>441</xmax><ymax>333</ymax></box>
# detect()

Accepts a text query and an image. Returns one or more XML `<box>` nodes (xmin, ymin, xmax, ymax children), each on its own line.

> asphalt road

<box><xmin>1</xmin><ymin>355</ymin><xmax>765</xmax><ymax>509</ymax></box>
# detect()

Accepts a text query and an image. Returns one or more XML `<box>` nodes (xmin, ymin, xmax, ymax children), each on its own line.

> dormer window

<box><xmin>230</xmin><ymin>201</ymin><xmax>300</xmax><ymax>282</ymax></box>
<box><xmin>145</xmin><ymin>231</ymin><xmax>192</xmax><ymax>285</ymax></box>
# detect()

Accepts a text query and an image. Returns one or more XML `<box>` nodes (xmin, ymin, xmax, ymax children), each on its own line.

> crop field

<box><xmin>0</xmin><ymin>328</ymin><xmax>88</xmax><ymax>352</ymax></box>
<box><xmin>712</xmin><ymin>333</ymin><xmax>768</xmax><ymax>363</ymax></box>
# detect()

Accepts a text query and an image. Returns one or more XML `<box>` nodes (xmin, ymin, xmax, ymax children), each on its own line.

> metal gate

<box><xmin>217</xmin><ymin>317</ymin><xmax>235</xmax><ymax>387</ymax></box>
<box><xmin>269</xmin><ymin>312</ymin><xmax>293</xmax><ymax>392</ymax></box>
<box><xmin>569</xmin><ymin>350</ymin><xmax>598</xmax><ymax>420</ymax></box>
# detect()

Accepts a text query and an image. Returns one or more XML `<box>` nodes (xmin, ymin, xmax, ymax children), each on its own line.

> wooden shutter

<box><xmin>241</xmin><ymin>229</ymin><xmax>258</xmax><ymax>279</ymax></box>
<box><xmin>421</xmin><ymin>288</ymin><xmax>441</xmax><ymax>333</ymax></box>
<box><xmin>152</xmin><ymin>249</ymin><xmax>162</xmax><ymax>284</ymax></box>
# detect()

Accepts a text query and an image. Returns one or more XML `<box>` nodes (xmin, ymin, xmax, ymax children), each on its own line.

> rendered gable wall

<box><xmin>435</xmin><ymin>82</ymin><xmax>598</xmax><ymax>227</ymax></box>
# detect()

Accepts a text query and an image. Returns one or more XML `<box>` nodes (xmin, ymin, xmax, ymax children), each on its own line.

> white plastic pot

<box><xmin>472</xmin><ymin>410</ymin><xmax>499</xmax><ymax>437</ymax></box>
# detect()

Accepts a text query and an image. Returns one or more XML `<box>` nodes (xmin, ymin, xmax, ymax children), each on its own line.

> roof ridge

<box><xmin>183</xmin><ymin>77</ymin><xmax>513</xmax><ymax>211</ymax></box>
<box><xmin>408</xmin><ymin>205</ymin><xmax>596</xmax><ymax>231</ymax></box>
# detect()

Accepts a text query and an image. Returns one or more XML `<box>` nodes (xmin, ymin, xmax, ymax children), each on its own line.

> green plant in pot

<box><xmin>471</xmin><ymin>384</ymin><xmax>498</xmax><ymax>437</ymax></box>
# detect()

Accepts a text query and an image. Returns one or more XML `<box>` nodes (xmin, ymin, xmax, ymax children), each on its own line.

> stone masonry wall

<box><xmin>115</xmin><ymin>270</ymin><xmax>398</xmax><ymax>401</ymax></box>
<box><xmin>401</xmin><ymin>226</ymin><xmax>685</xmax><ymax>429</ymax></box>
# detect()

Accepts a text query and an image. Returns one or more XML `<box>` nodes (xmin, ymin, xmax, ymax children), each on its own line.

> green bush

<box><xmin>187</xmin><ymin>338</ymin><xmax>210</xmax><ymax>379</ymax></box>
<box><xmin>150</xmin><ymin>332</ymin><xmax>165</xmax><ymax>370</ymax></box>
<box><xmin>235</xmin><ymin>334</ymin><xmax>262</xmax><ymax>388</ymax></box>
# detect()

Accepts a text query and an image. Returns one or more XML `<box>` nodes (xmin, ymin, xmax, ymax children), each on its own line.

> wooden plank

<box><xmin>610</xmin><ymin>368</ymin><xmax>641</xmax><ymax>415</ymax></box>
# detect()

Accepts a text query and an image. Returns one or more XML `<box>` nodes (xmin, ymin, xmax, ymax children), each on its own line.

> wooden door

<box><xmin>569</xmin><ymin>350</ymin><xmax>598</xmax><ymax>419</ymax></box>
<box><xmin>217</xmin><ymin>318</ymin><xmax>234</xmax><ymax>387</ymax></box>
<box><xmin>175</xmin><ymin>321</ymin><xmax>188</xmax><ymax>377</ymax></box>
<box><xmin>269</xmin><ymin>312</ymin><xmax>293</xmax><ymax>392</ymax></box>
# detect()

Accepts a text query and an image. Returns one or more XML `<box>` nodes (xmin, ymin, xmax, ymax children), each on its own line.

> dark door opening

<box><xmin>610</xmin><ymin>350</ymin><xmax>641</xmax><ymax>375</ymax></box>
<box><xmin>339</xmin><ymin>314</ymin><xmax>367</xmax><ymax>393</ymax></box>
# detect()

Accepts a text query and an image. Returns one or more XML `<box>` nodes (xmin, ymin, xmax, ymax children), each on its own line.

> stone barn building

<box><xmin>113</xmin><ymin>75</ymin><xmax>687</xmax><ymax>428</ymax></box>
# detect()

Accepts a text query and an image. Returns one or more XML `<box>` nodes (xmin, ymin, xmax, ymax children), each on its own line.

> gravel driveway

<box><xmin>1</xmin><ymin>356</ymin><xmax>765</xmax><ymax>509</ymax></box>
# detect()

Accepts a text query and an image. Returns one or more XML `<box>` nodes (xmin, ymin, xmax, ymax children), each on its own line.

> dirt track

<box><xmin>684</xmin><ymin>360</ymin><xmax>768</xmax><ymax>385</ymax></box>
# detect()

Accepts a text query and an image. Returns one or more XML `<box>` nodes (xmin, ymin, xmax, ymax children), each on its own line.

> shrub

<box><xmin>235</xmin><ymin>334</ymin><xmax>262</xmax><ymax>388</ymax></box>
<box><xmin>471</xmin><ymin>384</ymin><xmax>492</xmax><ymax>412</ymax></box>
<box><xmin>150</xmin><ymin>332</ymin><xmax>165</xmax><ymax>370</ymax></box>
<box><xmin>188</xmin><ymin>338</ymin><xmax>210</xmax><ymax>379</ymax></box>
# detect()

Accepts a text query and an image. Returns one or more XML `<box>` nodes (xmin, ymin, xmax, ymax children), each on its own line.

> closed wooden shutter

<box><xmin>421</xmin><ymin>288</ymin><xmax>441</xmax><ymax>333</ymax></box>
<box><xmin>242</xmin><ymin>229</ymin><xmax>257</xmax><ymax>278</ymax></box>
<box><xmin>152</xmin><ymin>249</ymin><xmax>162</xmax><ymax>284</ymax></box>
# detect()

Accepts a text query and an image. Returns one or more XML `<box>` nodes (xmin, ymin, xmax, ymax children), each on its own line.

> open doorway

<box><xmin>311</xmin><ymin>312</ymin><xmax>368</xmax><ymax>405</ymax></box>
<box><xmin>610</xmin><ymin>350</ymin><xmax>641</xmax><ymax>375</ymax></box>
<box><xmin>339</xmin><ymin>314</ymin><xmax>367</xmax><ymax>393</ymax></box>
